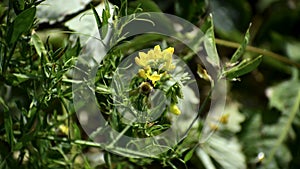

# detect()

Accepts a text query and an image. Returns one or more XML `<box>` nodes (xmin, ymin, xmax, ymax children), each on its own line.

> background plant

<box><xmin>0</xmin><ymin>0</ymin><xmax>300</xmax><ymax>169</ymax></box>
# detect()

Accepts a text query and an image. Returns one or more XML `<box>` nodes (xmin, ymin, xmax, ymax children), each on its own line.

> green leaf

<box><xmin>0</xmin><ymin>97</ymin><xmax>9</xmax><ymax>112</ymax></box>
<box><xmin>204</xmin><ymin>135</ymin><xmax>246</xmax><ymax>169</ymax></box>
<box><xmin>104</xmin><ymin>152</ymin><xmax>112</xmax><ymax>169</ymax></box>
<box><xmin>31</xmin><ymin>32</ymin><xmax>47</xmax><ymax>57</ymax></box>
<box><xmin>286</xmin><ymin>41</ymin><xmax>300</xmax><ymax>62</ymax></box>
<box><xmin>224</xmin><ymin>55</ymin><xmax>262</xmax><ymax>79</ymax></box>
<box><xmin>119</xmin><ymin>0</ymin><xmax>128</xmax><ymax>16</ymax></box>
<box><xmin>0</xmin><ymin>159</ymin><xmax>8</xmax><ymax>169</ymax></box>
<box><xmin>12</xmin><ymin>0</ymin><xmax>25</xmax><ymax>14</ymax></box>
<box><xmin>4</xmin><ymin>111</ymin><xmax>14</xmax><ymax>150</ymax></box>
<box><xmin>100</xmin><ymin>0</ymin><xmax>111</xmax><ymax>40</ymax></box>
<box><xmin>129</xmin><ymin>0</ymin><xmax>162</xmax><ymax>12</ymax></box>
<box><xmin>268</xmin><ymin>76</ymin><xmax>300</xmax><ymax>113</ymax></box>
<box><xmin>90</xmin><ymin>4</ymin><xmax>102</xmax><ymax>39</ymax></box>
<box><xmin>230</xmin><ymin>24</ymin><xmax>251</xmax><ymax>63</ymax></box>
<box><xmin>8</xmin><ymin>7</ymin><xmax>36</xmax><ymax>44</ymax></box>
<box><xmin>183</xmin><ymin>148</ymin><xmax>195</xmax><ymax>163</ymax></box>
<box><xmin>204</xmin><ymin>15</ymin><xmax>220</xmax><ymax>69</ymax></box>
<box><xmin>265</xmin><ymin>76</ymin><xmax>300</xmax><ymax>167</ymax></box>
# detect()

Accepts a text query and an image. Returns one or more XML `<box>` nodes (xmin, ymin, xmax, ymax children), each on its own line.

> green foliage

<box><xmin>1</xmin><ymin>0</ymin><xmax>300</xmax><ymax>168</ymax></box>
<box><xmin>8</xmin><ymin>7</ymin><xmax>36</xmax><ymax>44</ymax></box>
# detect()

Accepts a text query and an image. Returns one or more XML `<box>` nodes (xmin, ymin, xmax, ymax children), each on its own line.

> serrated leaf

<box><xmin>204</xmin><ymin>15</ymin><xmax>220</xmax><ymax>69</ymax></box>
<box><xmin>224</xmin><ymin>55</ymin><xmax>262</xmax><ymax>79</ymax></box>
<box><xmin>8</xmin><ymin>7</ymin><xmax>36</xmax><ymax>44</ymax></box>
<box><xmin>230</xmin><ymin>24</ymin><xmax>251</xmax><ymax>63</ymax></box>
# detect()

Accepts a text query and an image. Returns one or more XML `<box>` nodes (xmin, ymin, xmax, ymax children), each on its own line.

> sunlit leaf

<box><xmin>31</xmin><ymin>31</ymin><xmax>47</xmax><ymax>57</ymax></box>
<box><xmin>204</xmin><ymin>15</ymin><xmax>220</xmax><ymax>69</ymax></box>
<box><xmin>224</xmin><ymin>55</ymin><xmax>262</xmax><ymax>79</ymax></box>
<box><xmin>230</xmin><ymin>24</ymin><xmax>251</xmax><ymax>63</ymax></box>
<box><xmin>183</xmin><ymin>148</ymin><xmax>195</xmax><ymax>163</ymax></box>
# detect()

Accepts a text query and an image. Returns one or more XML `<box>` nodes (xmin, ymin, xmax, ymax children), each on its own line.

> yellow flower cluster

<box><xmin>134</xmin><ymin>45</ymin><xmax>181</xmax><ymax>115</ymax></box>
<box><xmin>135</xmin><ymin>45</ymin><xmax>175</xmax><ymax>85</ymax></box>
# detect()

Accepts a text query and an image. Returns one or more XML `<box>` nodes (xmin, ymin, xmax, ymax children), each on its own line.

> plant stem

<box><xmin>215</xmin><ymin>38</ymin><xmax>300</xmax><ymax>68</ymax></box>
<box><xmin>107</xmin><ymin>123</ymin><xmax>132</xmax><ymax>148</ymax></box>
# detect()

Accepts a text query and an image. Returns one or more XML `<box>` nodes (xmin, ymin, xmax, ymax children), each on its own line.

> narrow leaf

<box><xmin>230</xmin><ymin>23</ymin><xmax>251</xmax><ymax>63</ymax></box>
<box><xmin>90</xmin><ymin>4</ymin><xmax>103</xmax><ymax>39</ymax></box>
<box><xmin>31</xmin><ymin>31</ymin><xmax>47</xmax><ymax>57</ymax></box>
<box><xmin>8</xmin><ymin>7</ymin><xmax>36</xmax><ymax>44</ymax></box>
<box><xmin>4</xmin><ymin>111</ymin><xmax>14</xmax><ymax>150</ymax></box>
<box><xmin>104</xmin><ymin>152</ymin><xmax>112</xmax><ymax>169</ymax></box>
<box><xmin>184</xmin><ymin>148</ymin><xmax>195</xmax><ymax>162</ymax></box>
<box><xmin>101</xmin><ymin>0</ymin><xmax>111</xmax><ymax>40</ymax></box>
<box><xmin>224</xmin><ymin>55</ymin><xmax>262</xmax><ymax>79</ymax></box>
<box><xmin>204</xmin><ymin>14</ymin><xmax>220</xmax><ymax>69</ymax></box>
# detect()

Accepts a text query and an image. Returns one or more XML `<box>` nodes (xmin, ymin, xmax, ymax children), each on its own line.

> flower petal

<box><xmin>164</xmin><ymin>47</ymin><xmax>174</xmax><ymax>54</ymax></box>
<box><xmin>169</xmin><ymin>104</ymin><xmax>181</xmax><ymax>115</ymax></box>
<box><xmin>147</xmin><ymin>71</ymin><xmax>161</xmax><ymax>84</ymax></box>
<box><xmin>138</xmin><ymin>69</ymin><xmax>147</xmax><ymax>78</ymax></box>
<box><xmin>154</xmin><ymin>45</ymin><xmax>161</xmax><ymax>52</ymax></box>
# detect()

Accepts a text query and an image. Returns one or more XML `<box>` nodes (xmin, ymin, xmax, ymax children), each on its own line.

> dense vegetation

<box><xmin>1</xmin><ymin>0</ymin><xmax>300</xmax><ymax>168</ymax></box>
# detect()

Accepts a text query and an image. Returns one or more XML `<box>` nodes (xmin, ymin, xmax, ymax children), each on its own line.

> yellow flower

<box><xmin>169</xmin><ymin>104</ymin><xmax>181</xmax><ymax>115</ymax></box>
<box><xmin>138</xmin><ymin>69</ymin><xmax>147</xmax><ymax>79</ymax></box>
<box><xmin>135</xmin><ymin>52</ymin><xmax>148</xmax><ymax>67</ymax></box>
<box><xmin>58</xmin><ymin>124</ymin><xmax>69</xmax><ymax>135</ymax></box>
<box><xmin>138</xmin><ymin>67</ymin><xmax>163</xmax><ymax>85</ymax></box>
<box><xmin>147</xmin><ymin>71</ymin><xmax>161</xmax><ymax>85</ymax></box>
<box><xmin>135</xmin><ymin>45</ymin><xmax>175</xmax><ymax>71</ymax></box>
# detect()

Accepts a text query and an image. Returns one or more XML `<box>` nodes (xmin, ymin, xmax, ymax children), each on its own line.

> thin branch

<box><xmin>215</xmin><ymin>38</ymin><xmax>300</xmax><ymax>69</ymax></box>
